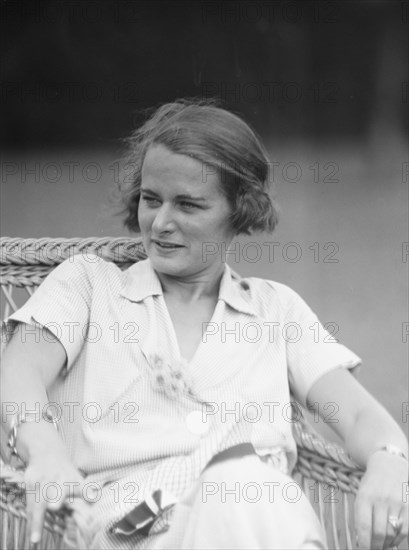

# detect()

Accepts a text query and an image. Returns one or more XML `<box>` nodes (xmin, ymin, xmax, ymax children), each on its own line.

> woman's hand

<box><xmin>306</xmin><ymin>368</ymin><xmax>408</xmax><ymax>548</ymax></box>
<box><xmin>23</xmin><ymin>451</ymin><xmax>86</xmax><ymax>545</ymax></box>
<box><xmin>355</xmin><ymin>452</ymin><xmax>408</xmax><ymax>549</ymax></box>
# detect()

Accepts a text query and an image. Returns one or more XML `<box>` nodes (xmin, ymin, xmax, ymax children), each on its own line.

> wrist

<box><xmin>8</xmin><ymin>410</ymin><xmax>61</xmax><ymax>463</ymax></box>
<box><xmin>24</xmin><ymin>427</ymin><xmax>66</xmax><ymax>461</ymax></box>
<box><xmin>369</xmin><ymin>444</ymin><xmax>408</xmax><ymax>465</ymax></box>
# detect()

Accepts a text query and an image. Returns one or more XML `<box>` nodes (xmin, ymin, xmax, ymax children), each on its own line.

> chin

<box><xmin>149</xmin><ymin>254</ymin><xmax>189</xmax><ymax>276</ymax></box>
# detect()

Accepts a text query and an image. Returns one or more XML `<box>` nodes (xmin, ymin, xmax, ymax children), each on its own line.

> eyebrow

<box><xmin>140</xmin><ymin>188</ymin><xmax>208</xmax><ymax>202</ymax></box>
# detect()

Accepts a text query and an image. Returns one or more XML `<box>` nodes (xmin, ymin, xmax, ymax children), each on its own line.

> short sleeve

<box><xmin>281</xmin><ymin>286</ymin><xmax>362</xmax><ymax>408</ymax></box>
<box><xmin>1</xmin><ymin>254</ymin><xmax>94</xmax><ymax>372</ymax></box>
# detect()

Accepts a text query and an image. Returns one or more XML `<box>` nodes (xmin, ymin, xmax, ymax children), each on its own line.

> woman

<box><xmin>1</xmin><ymin>99</ymin><xmax>408</xmax><ymax>550</ymax></box>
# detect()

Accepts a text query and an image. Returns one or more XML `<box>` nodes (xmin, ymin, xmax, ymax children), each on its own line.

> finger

<box><xmin>31</xmin><ymin>499</ymin><xmax>47</xmax><ymax>545</ymax></box>
<box><xmin>371</xmin><ymin>505</ymin><xmax>388</xmax><ymax>549</ymax></box>
<box><xmin>25</xmin><ymin>480</ymin><xmax>38</xmax><ymax>543</ymax></box>
<box><xmin>389</xmin><ymin>531</ymin><xmax>407</xmax><ymax>550</ymax></box>
<box><xmin>387</xmin><ymin>511</ymin><xmax>408</xmax><ymax>550</ymax></box>
<box><xmin>26</xmin><ymin>486</ymin><xmax>46</xmax><ymax>545</ymax></box>
<box><xmin>355</xmin><ymin>496</ymin><xmax>372</xmax><ymax>549</ymax></box>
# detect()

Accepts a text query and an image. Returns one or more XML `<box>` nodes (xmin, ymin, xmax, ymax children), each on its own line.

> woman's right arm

<box><xmin>1</xmin><ymin>322</ymin><xmax>85</xmax><ymax>544</ymax></box>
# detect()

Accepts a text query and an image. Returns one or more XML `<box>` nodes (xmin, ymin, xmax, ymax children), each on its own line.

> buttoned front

<box><xmin>185</xmin><ymin>410</ymin><xmax>210</xmax><ymax>436</ymax></box>
<box><xmin>3</xmin><ymin>253</ymin><xmax>361</xmax><ymax>540</ymax></box>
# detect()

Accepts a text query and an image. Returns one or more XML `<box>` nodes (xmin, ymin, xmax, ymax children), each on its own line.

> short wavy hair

<box><xmin>116</xmin><ymin>98</ymin><xmax>279</xmax><ymax>235</ymax></box>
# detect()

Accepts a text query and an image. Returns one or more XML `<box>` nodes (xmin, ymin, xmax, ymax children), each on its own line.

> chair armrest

<box><xmin>1</xmin><ymin>460</ymin><xmax>94</xmax><ymax>550</ymax></box>
<box><xmin>291</xmin><ymin>401</ymin><xmax>365</xmax><ymax>493</ymax></box>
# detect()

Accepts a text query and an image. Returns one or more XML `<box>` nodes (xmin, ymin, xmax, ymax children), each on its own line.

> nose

<box><xmin>151</xmin><ymin>203</ymin><xmax>176</xmax><ymax>235</ymax></box>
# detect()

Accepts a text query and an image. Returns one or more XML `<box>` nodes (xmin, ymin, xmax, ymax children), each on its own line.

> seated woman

<box><xmin>1</xmin><ymin>99</ymin><xmax>407</xmax><ymax>550</ymax></box>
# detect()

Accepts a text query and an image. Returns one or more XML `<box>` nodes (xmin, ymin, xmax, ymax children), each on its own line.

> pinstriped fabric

<box><xmin>2</xmin><ymin>254</ymin><xmax>361</xmax><ymax>548</ymax></box>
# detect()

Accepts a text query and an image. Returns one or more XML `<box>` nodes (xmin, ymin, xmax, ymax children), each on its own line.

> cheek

<box><xmin>210</xmin><ymin>209</ymin><xmax>233</xmax><ymax>237</ymax></box>
<box><xmin>137</xmin><ymin>202</ymin><xmax>151</xmax><ymax>230</ymax></box>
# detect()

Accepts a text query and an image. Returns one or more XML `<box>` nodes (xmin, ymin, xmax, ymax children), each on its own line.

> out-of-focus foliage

<box><xmin>1</xmin><ymin>0</ymin><xmax>407</xmax><ymax>150</ymax></box>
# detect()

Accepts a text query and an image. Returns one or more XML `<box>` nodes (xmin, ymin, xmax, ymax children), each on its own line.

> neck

<box><xmin>156</xmin><ymin>263</ymin><xmax>226</xmax><ymax>303</ymax></box>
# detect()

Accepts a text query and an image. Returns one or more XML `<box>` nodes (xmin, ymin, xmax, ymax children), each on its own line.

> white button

<box><xmin>185</xmin><ymin>410</ymin><xmax>209</xmax><ymax>435</ymax></box>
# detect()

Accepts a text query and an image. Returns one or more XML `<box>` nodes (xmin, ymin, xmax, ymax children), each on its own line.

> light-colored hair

<box><xmin>117</xmin><ymin>98</ymin><xmax>279</xmax><ymax>235</ymax></box>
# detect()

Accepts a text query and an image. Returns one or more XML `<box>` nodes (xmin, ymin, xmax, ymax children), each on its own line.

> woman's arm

<box><xmin>1</xmin><ymin>322</ymin><xmax>85</xmax><ymax>543</ymax></box>
<box><xmin>307</xmin><ymin>367</ymin><xmax>408</xmax><ymax>550</ymax></box>
<box><xmin>307</xmin><ymin>367</ymin><xmax>408</xmax><ymax>466</ymax></box>
<box><xmin>1</xmin><ymin>323</ymin><xmax>67</xmax><ymax>459</ymax></box>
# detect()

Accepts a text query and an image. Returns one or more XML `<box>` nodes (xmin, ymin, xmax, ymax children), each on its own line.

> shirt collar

<box><xmin>120</xmin><ymin>258</ymin><xmax>163</xmax><ymax>302</ymax></box>
<box><xmin>120</xmin><ymin>259</ymin><xmax>257</xmax><ymax>316</ymax></box>
<box><xmin>218</xmin><ymin>264</ymin><xmax>257</xmax><ymax>316</ymax></box>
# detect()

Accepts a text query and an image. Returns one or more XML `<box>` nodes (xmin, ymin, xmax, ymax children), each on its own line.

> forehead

<box><xmin>141</xmin><ymin>144</ymin><xmax>220</xmax><ymax>193</ymax></box>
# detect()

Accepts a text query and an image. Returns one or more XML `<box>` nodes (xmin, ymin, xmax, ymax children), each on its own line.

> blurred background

<box><xmin>1</xmin><ymin>0</ymin><xmax>408</xmax><ymax>436</ymax></box>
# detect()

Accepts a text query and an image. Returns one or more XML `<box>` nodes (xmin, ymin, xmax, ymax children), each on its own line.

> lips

<box><xmin>152</xmin><ymin>239</ymin><xmax>184</xmax><ymax>249</ymax></box>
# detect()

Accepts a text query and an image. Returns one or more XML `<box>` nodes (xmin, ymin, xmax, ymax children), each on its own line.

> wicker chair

<box><xmin>0</xmin><ymin>236</ymin><xmax>366</xmax><ymax>550</ymax></box>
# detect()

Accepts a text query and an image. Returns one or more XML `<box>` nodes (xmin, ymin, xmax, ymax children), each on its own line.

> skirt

<box><xmin>92</xmin><ymin>450</ymin><xmax>327</xmax><ymax>550</ymax></box>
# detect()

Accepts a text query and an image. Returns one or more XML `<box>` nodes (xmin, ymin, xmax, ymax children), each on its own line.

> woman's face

<box><xmin>138</xmin><ymin>144</ymin><xmax>235</xmax><ymax>278</ymax></box>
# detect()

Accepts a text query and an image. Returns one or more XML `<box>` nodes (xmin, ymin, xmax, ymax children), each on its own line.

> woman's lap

<box><xmin>146</xmin><ymin>455</ymin><xmax>327</xmax><ymax>550</ymax></box>
<box><xmin>93</xmin><ymin>455</ymin><xmax>326</xmax><ymax>549</ymax></box>
<box><xmin>92</xmin><ymin>455</ymin><xmax>326</xmax><ymax>549</ymax></box>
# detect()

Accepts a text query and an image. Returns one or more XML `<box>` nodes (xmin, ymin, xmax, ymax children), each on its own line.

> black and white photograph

<box><xmin>0</xmin><ymin>1</ymin><xmax>408</xmax><ymax>549</ymax></box>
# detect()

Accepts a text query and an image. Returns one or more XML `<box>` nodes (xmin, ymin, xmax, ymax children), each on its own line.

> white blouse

<box><xmin>3</xmin><ymin>254</ymin><xmax>361</xmax><ymax>533</ymax></box>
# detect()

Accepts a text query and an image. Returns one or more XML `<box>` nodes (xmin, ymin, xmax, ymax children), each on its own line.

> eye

<box><xmin>141</xmin><ymin>195</ymin><xmax>160</xmax><ymax>207</ymax></box>
<box><xmin>180</xmin><ymin>201</ymin><xmax>200</xmax><ymax>210</ymax></box>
